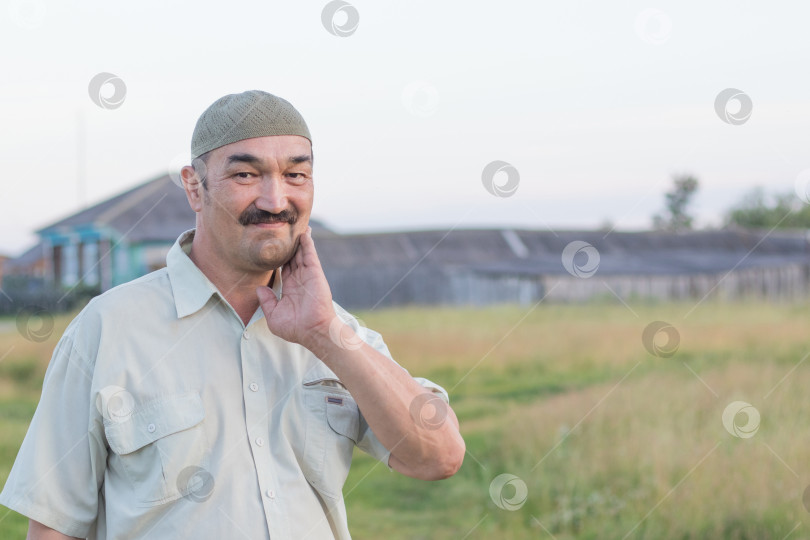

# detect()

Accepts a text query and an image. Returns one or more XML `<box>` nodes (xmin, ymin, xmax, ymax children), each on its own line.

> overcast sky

<box><xmin>1</xmin><ymin>0</ymin><xmax>809</xmax><ymax>255</ymax></box>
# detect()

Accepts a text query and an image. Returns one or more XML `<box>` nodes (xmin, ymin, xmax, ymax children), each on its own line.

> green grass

<box><xmin>2</xmin><ymin>301</ymin><xmax>810</xmax><ymax>538</ymax></box>
<box><xmin>0</xmin><ymin>400</ymin><xmax>37</xmax><ymax>537</ymax></box>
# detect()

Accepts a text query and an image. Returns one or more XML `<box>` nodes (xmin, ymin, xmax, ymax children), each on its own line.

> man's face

<box><xmin>184</xmin><ymin>135</ymin><xmax>314</xmax><ymax>274</ymax></box>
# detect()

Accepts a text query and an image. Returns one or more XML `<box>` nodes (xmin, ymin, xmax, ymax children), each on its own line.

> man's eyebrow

<box><xmin>224</xmin><ymin>153</ymin><xmax>263</xmax><ymax>167</ymax></box>
<box><xmin>288</xmin><ymin>154</ymin><xmax>312</xmax><ymax>165</ymax></box>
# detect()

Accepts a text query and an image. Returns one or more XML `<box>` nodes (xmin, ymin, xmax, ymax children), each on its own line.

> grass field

<box><xmin>1</xmin><ymin>300</ymin><xmax>810</xmax><ymax>539</ymax></box>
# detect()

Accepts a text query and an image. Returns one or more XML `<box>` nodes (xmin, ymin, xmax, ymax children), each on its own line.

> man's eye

<box><xmin>234</xmin><ymin>172</ymin><xmax>253</xmax><ymax>179</ymax></box>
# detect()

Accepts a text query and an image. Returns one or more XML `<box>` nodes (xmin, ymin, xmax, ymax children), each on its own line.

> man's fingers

<box><xmin>256</xmin><ymin>286</ymin><xmax>278</xmax><ymax>314</ymax></box>
<box><xmin>299</xmin><ymin>226</ymin><xmax>322</xmax><ymax>269</ymax></box>
<box><xmin>294</xmin><ymin>231</ymin><xmax>307</xmax><ymax>266</ymax></box>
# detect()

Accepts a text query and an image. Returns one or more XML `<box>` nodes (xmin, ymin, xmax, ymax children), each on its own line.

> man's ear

<box><xmin>180</xmin><ymin>164</ymin><xmax>204</xmax><ymax>212</ymax></box>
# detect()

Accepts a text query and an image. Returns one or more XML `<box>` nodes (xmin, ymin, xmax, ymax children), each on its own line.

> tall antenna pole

<box><xmin>77</xmin><ymin>108</ymin><xmax>86</xmax><ymax>208</ymax></box>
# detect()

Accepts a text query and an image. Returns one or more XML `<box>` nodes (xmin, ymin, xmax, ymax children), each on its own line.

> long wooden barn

<box><xmin>318</xmin><ymin>229</ymin><xmax>810</xmax><ymax>308</ymax></box>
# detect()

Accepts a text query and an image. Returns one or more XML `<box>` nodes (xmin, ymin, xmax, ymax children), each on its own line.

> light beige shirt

<box><xmin>0</xmin><ymin>229</ymin><xmax>449</xmax><ymax>539</ymax></box>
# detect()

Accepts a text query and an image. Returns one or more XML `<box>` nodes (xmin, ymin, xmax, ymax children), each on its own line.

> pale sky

<box><xmin>1</xmin><ymin>0</ymin><xmax>809</xmax><ymax>255</ymax></box>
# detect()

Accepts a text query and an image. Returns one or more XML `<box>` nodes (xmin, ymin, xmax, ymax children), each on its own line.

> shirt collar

<box><xmin>166</xmin><ymin>229</ymin><xmax>283</xmax><ymax>319</ymax></box>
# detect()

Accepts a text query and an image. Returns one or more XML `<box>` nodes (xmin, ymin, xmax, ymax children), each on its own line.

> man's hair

<box><xmin>191</xmin><ymin>148</ymin><xmax>314</xmax><ymax>191</ymax></box>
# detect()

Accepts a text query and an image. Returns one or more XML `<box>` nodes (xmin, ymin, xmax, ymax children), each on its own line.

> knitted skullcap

<box><xmin>191</xmin><ymin>90</ymin><xmax>311</xmax><ymax>158</ymax></box>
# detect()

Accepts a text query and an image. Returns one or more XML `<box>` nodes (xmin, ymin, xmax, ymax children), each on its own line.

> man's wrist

<box><xmin>302</xmin><ymin>317</ymin><xmax>362</xmax><ymax>362</ymax></box>
<box><xmin>300</xmin><ymin>318</ymin><xmax>338</xmax><ymax>358</ymax></box>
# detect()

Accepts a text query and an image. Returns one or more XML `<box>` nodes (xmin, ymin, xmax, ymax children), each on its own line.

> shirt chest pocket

<box><xmin>301</xmin><ymin>367</ymin><xmax>361</xmax><ymax>500</ymax></box>
<box><xmin>104</xmin><ymin>392</ymin><xmax>210</xmax><ymax>506</ymax></box>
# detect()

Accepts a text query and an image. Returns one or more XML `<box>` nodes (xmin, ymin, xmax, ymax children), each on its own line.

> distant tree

<box><xmin>725</xmin><ymin>187</ymin><xmax>810</xmax><ymax>229</ymax></box>
<box><xmin>598</xmin><ymin>218</ymin><xmax>615</xmax><ymax>232</ymax></box>
<box><xmin>653</xmin><ymin>174</ymin><xmax>699</xmax><ymax>231</ymax></box>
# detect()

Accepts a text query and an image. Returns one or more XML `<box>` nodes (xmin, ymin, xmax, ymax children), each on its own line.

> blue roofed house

<box><xmin>34</xmin><ymin>174</ymin><xmax>196</xmax><ymax>292</ymax></box>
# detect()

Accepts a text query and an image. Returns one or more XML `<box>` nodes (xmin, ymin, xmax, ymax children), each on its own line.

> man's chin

<box><xmin>249</xmin><ymin>241</ymin><xmax>294</xmax><ymax>271</ymax></box>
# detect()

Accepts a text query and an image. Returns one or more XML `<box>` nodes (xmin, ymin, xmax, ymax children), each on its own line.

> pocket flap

<box><xmin>325</xmin><ymin>395</ymin><xmax>360</xmax><ymax>443</ymax></box>
<box><xmin>302</xmin><ymin>361</ymin><xmax>345</xmax><ymax>388</ymax></box>
<box><xmin>105</xmin><ymin>393</ymin><xmax>205</xmax><ymax>455</ymax></box>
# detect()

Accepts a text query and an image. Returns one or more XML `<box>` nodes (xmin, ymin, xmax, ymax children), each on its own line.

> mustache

<box><xmin>238</xmin><ymin>206</ymin><xmax>298</xmax><ymax>226</ymax></box>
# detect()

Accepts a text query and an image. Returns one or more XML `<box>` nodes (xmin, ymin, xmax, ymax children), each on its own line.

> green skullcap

<box><xmin>191</xmin><ymin>90</ymin><xmax>312</xmax><ymax>158</ymax></box>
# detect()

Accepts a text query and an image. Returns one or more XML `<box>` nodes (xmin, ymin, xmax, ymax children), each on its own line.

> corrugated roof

<box><xmin>316</xmin><ymin>229</ymin><xmax>517</xmax><ymax>268</ymax></box>
<box><xmin>316</xmin><ymin>228</ymin><xmax>810</xmax><ymax>277</ymax></box>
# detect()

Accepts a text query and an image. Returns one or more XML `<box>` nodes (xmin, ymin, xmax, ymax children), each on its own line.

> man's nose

<box><xmin>255</xmin><ymin>175</ymin><xmax>288</xmax><ymax>214</ymax></box>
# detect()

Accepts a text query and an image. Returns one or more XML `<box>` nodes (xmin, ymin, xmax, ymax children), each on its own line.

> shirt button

<box><xmin>255</xmin><ymin>436</ymin><xmax>264</xmax><ymax>447</ymax></box>
<box><xmin>266</xmin><ymin>489</ymin><xmax>275</xmax><ymax>499</ymax></box>
<box><xmin>249</xmin><ymin>382</ymin><xmax>259</xmax><ymax>392</ymax></box>
<box><xmin>243</xmin><ymin>331</ymin><xmax>250</xmax><ymax>340</ymax></box>
<box><xmin>147</xmin><ymin>423</ymin><xmax>156</xmax><ymax>433</ymax></box>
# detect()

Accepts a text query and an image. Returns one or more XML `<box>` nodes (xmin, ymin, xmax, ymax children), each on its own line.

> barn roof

<box><xmin>315</xmin><ymin>228</ymin><xmax>810</xmax><ymax>277</ymax></box>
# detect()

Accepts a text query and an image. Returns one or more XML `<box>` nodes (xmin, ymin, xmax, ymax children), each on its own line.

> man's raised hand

<box><xmin>256</xmin><ymin>226</ymin><xmax>336</xmax><ymax>347</ymax></box>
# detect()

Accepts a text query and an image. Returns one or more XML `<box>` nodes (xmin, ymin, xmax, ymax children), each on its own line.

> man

<box><xmin>1</xmin><ymin>90</ymin><xmax>465</xmax><ymax>539</ymax></box>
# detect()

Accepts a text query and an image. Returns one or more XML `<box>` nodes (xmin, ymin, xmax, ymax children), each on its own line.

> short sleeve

<box><xmin>332</xmin><ymin>302</ymin><xmax>451</xmax><ymax>470</ymax></box>
<box><xmin>411</xmin><ymin>377</ymin><xmax>450</xmax><ymax>404</ymax></box>
<box><xmin>0</xmin><ymin>312</ymin><xmax>106</xmax><ymax>538</ymax></box>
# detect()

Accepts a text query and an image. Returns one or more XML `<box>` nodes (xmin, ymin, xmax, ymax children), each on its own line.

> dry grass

<box><xmin>345</xmin><ymin>301</ymin><xmax>810</xmax><ymax>539</ymax></box>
